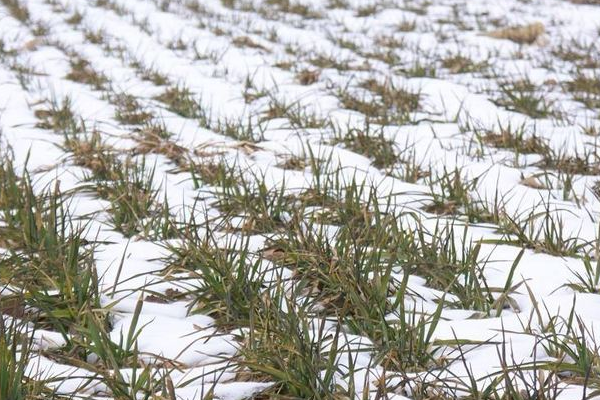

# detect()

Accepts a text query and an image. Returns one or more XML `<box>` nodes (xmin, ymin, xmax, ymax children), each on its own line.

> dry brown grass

<box><xmin>486</xmin><ymin>22</ymin><xmax>545</xmax><ymax>45</ymax></box>
<box><xmin>232</xmin><ymin>36</ymin><xmax>269</xmax><ymax>52</ymax></box>
<box><xmin>482</xmin><ymin>129</ymin><xmax>548</xmax><ymax>154</ymax></box>
<box><xmin>296</xmin><ymin>69</ymin><xmax>320</xmax><ymax>85</ymax></box>
<box><xmin>133</xmin><ymin>124</ymin><xmax>186</xmax><ymax>165</ymax></box>
<box><xmin>65</xmin><ymin>58</ymin><xmax>107</xmax><ymax>89</ymax></box>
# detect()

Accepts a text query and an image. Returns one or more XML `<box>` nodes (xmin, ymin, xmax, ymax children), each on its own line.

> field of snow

<box><xmin>1</xmin><ymin>0</ymin><xmax>600</xmax><ymax>399</ymax></box>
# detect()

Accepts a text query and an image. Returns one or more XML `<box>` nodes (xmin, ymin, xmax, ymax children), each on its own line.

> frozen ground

<box><xmin>1</xmin><ymin>0</ymin><xmax>600</xmax><ymax>399</ymax></box>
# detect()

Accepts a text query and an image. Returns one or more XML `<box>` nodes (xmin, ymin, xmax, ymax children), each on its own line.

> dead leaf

<box><xmin>23</xmin><ymin>38</ymin><xmax>42</xmax><ymax>51</ymax></box>
<box><xmin>261</xmin><ymin>246</ymin><xmax>286</xmax><ymax>262</ymax></box>
<box><xmin>521</xmin><ymin>175</ymin><xmax>547</xmax><ymax>189</ymax></box>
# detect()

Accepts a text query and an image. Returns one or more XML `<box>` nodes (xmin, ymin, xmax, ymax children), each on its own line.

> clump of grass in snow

<box><xmin>262</xmin><ymin>189</ymin><xmax>391</xmax><ymax>309</ymax></box>
<box><xmin>20</xmin><ymin>224</ymin><xmax>102</xmax><ymax>344</ymax></box>
<box><xmin>133</xmin><ymin>121</ymin><xmax>186</xmax><ymax>165</ymax></box>
<box><xmin>441</xmin><ymin>52</ymin><xmax>489</xmax><ymax>74</ymax></box>
<box><xmin>337</xmin><ymin>78</ymin><xmax>420</xmax><ymax>126</ymax></box>
<box><xmin>495</xmin><ymin>205</ymin><xmax>591</xmax><ymax>257</ymax></box>
<box><xmin>65</xmin><ymin>10</ymin><xmax>83</xmax><ymax>25</ymax></box>
<box><xmin>0</xmin><ymin>317</ymin><xmax>52</xmax><ymax>399</ymax></box>
<box><xmin>214</xmin><ymin>116</ymin><xmax>265</xmax><ymax>142</ymax></box>
<box><xmin>355</xmin><ymin>4</ymin><xmax>379</xmax><ymax>17</ymax></box>
<box><xmin>34</xmin><ymin>96</ymin><xmax>82</xmax><ymax>134</ymax></box>
<box><xmin>552</xmin><ymin>39</ymin><xmax>600</xmax><ymax>69</ymax></box>
<box><xmin>399</xmin><ymin>57</ymin><xmax>438</xmax><ymax>78</ymax></box>
<box><xmin>0</xmin><ymin>154</ymin><xmax>158</xmax><ymax>398</ymax></box>
<box><xmin>187</xmin><ymin>157</ymin><xmax>239</xmax><ymax>189</ymax></box>
<box><xmin>55</xmin><ymin>299</ymin><xmax>165</xmax><ymax>398</ymax></box>
<box><xmin>232</xmin><ymin>36</ymin><xmax>268</xmax><ymax>51</ymax></box>
<box><xmin>563</xmin><ymin>256</ymin><xmax>600</xmax><ymax>294</ymax></box>
<box><xmin>393</xmin><ymin>220</ymin><xmax>519</xmax><ymax>313</ymax></box>
<box><xmin>538</xmin><ymin>308</ymin><xmax>600</xmax><ymax>393</ymax></box>
<box><xmin>0</xmin><ymin>175</ymin><xmax>87</xmax><ymax>290</ymax></box>
<box><xmin>331</xmin><ymin>122</ymin><xmax>397</xmax><ymax>169</ymax></box>
<box><xmin>537</xmin><ymin>147</ymin><xmax>600</xmax><ymax>176</ymax></box>
<box><xmin>63</xmin><ymin>129</ymin><xmax>173</xmax><ymax>238</ymax></box>
<box><xmin>130</xmin><ymin>60</ymin><xmax>170</xmax><ymax>86</ymax></box>
<box><xmin>581</xmin><ymin>124</ymin><xmax>599</xmax><ymax>137</ymax></box>
<box><xmin>422</xmin><ymin>167</ymin><xmax>497</xmax><ymax>224</ymax></box>
<box><xmin>155</xmin><ymin>85</ymin><xmax>210</xmax><ymax>127</ymax></box>
<box><xmin>343</xmin><ymin>270</ymin><xmax>445</xmax><ymax>373</ymax></box>
<box><xmin>238</xmin><ymin>289</ymin><xmax>358</xmax><ymax>398</ymax></box>
<box><xmin>493</xmin><ymin>77</ymin><xmax>556</xmax><ymax>119</ymax></box>
<box><xmin>111</xmin><ymin>92</ymin><xmax>154</xmax><ymax>125</ymax></box>
<box><xmin>62</xmin><ymin>130</ymin><xmax>119</xmax><ymax>180</ymax></box>
<box><xmin>65</xmin><ymin>58</ymin><xmax>108</xmax><ymax>90</ymax></box>
<box><xmin>163</xmin><ymin>230</ymin><xmax>264</xmax><ymax>327</ymax></box>
<box><xmin>84</xmin><ymin>28</ymin><xmax>106</xmax><ymax>45</ymax></box>
<box><xmin>477</xmin><ymin>122</ymin><xmax>549</xmax><ymax>155</ymax></box>
<box><xmin>284</xmin><ymin>104</ymin><xmax>330</xmax><ymax>129</ymax></box>
<box><xmin>1</xmin><ymin>0</ymin><xmax>30</xmax><ymax>22</ymax></box>
<box><xmin>0</xmin><ymin>150</ymin><xmax>106</xmax><ymax>345</ymax></box>
<box><xmin>309</xmin><ymin>52</ymin><xmax>354</xmax><ymax>71</ymax></box>
<box><xmin>264</xmin><ymin>173</ymin><xmax>515</xmax><ymax>314</ymax></box>
<box><xmin>261</xmin><ymin>97</ymin><xmax>329</xmax><ymax>129</ymax></box>
<box><xmin>261</xmin><ymin>0</ymin><xmax>322</xmax><ymax>19</ymax></box>
<box><xmin>260</xmin><ymin>193</ymin><xmax>513</xmax><ymax>376</ymax></box>
<box><xmin>565</xmin><ymin>70</ymin><xmax>600</xmax><ymax>109</ymax></box>
<box><xmin>395</xmin><ymin>148</ymin><xmax>431</xmax><ymax>184</ymax></box>
<box><xmin>212</xmin><ymin>171</ymin><xmax>292</xmax><ymax>234</ymax></box>
<box><xmin>569</xmin><ymin>0</ymin><xmax>600</xmax><ymax>5</ymax></box>
<box><xmin>94</xmin><ymin>156</ymin><xmax>164</xmax><ymax>238</ymax></box>
<box><xmin>241</xmin><ymin>76</ymin><xmax>268</xmax><ymax>104</ymax></box>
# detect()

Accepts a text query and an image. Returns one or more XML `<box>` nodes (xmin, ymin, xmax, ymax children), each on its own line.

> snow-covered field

<box><xmin>1</xmin><ymin>0</ymin><xmax>600</xmax><ymax>398</ymax></box>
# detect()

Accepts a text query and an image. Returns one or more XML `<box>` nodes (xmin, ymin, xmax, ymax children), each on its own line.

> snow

<box><xmin>1</xmin><ymin>0</ymin><xmax>600</xmax><ymax>398</ymax></box>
